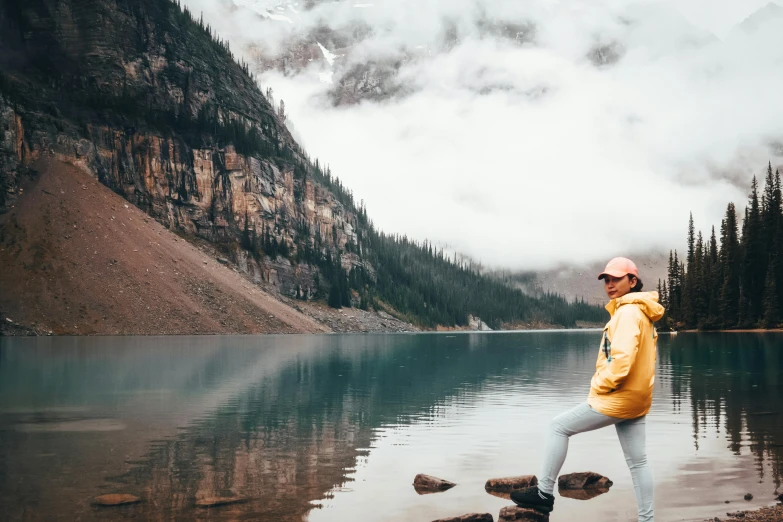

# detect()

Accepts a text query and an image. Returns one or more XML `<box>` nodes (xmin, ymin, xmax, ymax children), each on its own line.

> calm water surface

<box><xmin>0</xmin><ymin>332</ymin><xmax>781</xmax><ymax>521</ymax></box>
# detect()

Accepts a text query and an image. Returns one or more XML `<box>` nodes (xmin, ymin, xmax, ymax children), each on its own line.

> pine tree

<box><xmin>667</xmin><ymin>250</ymin><xmax>682</xmax><ymax>325</ymax></box>
<box><xmin>719</xmin><ymin>203</ymin><xmax>740</xmax><ymax>328</ymax></box>
<box><xmin>706</xmin><ymin>226</ymin><xmax>720</xmax><ymax>328</ymax></box>
<box><xmin>241</xmin><ymin>210</ymin><xmax>251</xmax><ymax>251</ymax></box>
<box><xmin>687</xmin><ymin>213</ymin><xmax>695</xmax><ymax>265</ymax></box>
<box><xmin>661</xmin><ymin>280</ymin><xmax>668</xmax><ymax>309</ymax></box>
<box><xmin>741</xmin><ymin>177</ymin><xmax>764</xmax><ymax>324</ymax></box>
<box><xmin>681</xmin><ymin>214</ymin><xmax>696</xmax><ymax>327</ymax></box>
<box><xmin>328</xmin><ymin>272</ymin><xmax>342</xmax><ymax>309</ymax></box>
<box><xmin>340</xmin><ymin>269</ymin><xmax>351</xmax><ymax>307</ymax></box>
<box><xmin>763</xmin><ymin>255</ymin><xmax>780</xmax><ymax>328</ymax></box>
<box><xmin>762</xmin><ymin>162</ymin><xmax>777</xmax><ymax>244</ymax></box>
<box><xmin>692</xmin><ymin>231</ymin><xmax>706</xmax><ymax>327</ymax></box>
<box><xmin>775</xmin><ymin>169</ymin><xmax>783</xmax><ymax>313</ymax></box>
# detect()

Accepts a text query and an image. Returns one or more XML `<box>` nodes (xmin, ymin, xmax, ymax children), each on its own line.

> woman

<box><xmin>510</xmin><ymin>257</ymin><xmax>664</xmax><ymax>522</ymax></box>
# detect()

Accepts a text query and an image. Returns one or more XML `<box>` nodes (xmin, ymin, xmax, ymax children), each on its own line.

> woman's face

<box><xmin>603</xmin><ymin>274</ymin><xmax>636</xmax><ymax>299</ymax></box>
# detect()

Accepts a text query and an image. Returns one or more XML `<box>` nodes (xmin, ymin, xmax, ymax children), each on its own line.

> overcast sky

<box><xmin>184</xmin><ymin>0</ymin><xmax>783</xmax><ymax>270</ymax></box>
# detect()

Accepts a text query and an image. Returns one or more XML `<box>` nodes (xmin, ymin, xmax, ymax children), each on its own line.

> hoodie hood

<box><xmin>605</xmin><ymin>291</ymin><xmax>665</xmax><ymax>322</ymax></box>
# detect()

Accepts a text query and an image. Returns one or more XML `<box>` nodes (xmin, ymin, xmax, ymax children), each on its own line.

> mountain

<box><xmin>0</xmin><ymin>0</ymin><xmax>605</xmax><ymax>333</ymax></box>
<box><xmin>235</xmin><ymin>0</ymin><xmax>536</xmax><ymax>106</ymax></box>
<box><xmin>489</xmin><ymin>253</ymin><xmax>669</xmax><ymax>306</ymax></box>
<box><xmin>229</xmin><ymin>0</ymin><xmax>716</xmax><ymax>107</ymax></box>
<box><xmin>732</xmin><ymin>2</ymin><xmax>783</xmax><ymax>35</ymax></box>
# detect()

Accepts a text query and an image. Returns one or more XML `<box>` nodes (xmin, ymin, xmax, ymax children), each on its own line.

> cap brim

<box><xmin>597</xmin><ymin>270</ymin><xmax>629</xmax><ymax>280</ymax></box>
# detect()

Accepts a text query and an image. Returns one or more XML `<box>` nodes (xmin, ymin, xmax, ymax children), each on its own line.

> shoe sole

<box><xmin>510</xmin><ymin>500</ymin><xmax>554</xmax><ymax>514</ymax></box>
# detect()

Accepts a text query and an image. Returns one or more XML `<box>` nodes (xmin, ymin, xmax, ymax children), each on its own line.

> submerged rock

<box><xmin>485</xmin><ymin>475</ymin><xmax>538</xmax><ymax>493</ymax></box>
<box><xmin>557</xmin><ymin>472</ymin><xmax>613</xmax><ymax>490</ymax></box>
<box><xmin>92</xmin><ymin>494</ymin><xmax>141</xmax><ymax>506</ymax></box>
<box><xmin>432</xmin><ymin>513</ymin><xmax>494</xmax><ymax>522</ymax></box>
<box><xmin>557</xmin><ymin>487</ymin><xmax>610</xmax><ymax>500</ymax></box>
<box><xmin>195</xmin><ymin>497</ymin><xmax>247</xmax><ymax>507</ymax></box>
<box><xmin>745</xmin><ymin>493</ymin><xmax>754</xmax><ymax>501</ymax></box>
<box><xmin>414</xmin><ymin>474</ymin><xmax>457</xmax><ymax>493</ymax></box>
<box><xmin>498</xmin><ymin>506</ymin><xmax>549</xmax><ymax>521</ymax></box>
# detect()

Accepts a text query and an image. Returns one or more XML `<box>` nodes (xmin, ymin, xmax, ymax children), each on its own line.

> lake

<box><xmin>0</xmin><ymin>332</ymin><xmax>781</xmax><ymax>521</ymax></box>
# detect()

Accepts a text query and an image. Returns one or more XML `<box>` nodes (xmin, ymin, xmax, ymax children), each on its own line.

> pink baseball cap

<box><xmin>598</xmin><ymin>257</ymin><xmax>639</xmax><ymax>280</ymax></box>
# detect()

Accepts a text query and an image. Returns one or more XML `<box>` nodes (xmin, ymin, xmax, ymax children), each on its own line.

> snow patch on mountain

<box><xmin>317</xmin><ymin>42</ymin><xmax>338</xmax><ymax>65</ymax></box>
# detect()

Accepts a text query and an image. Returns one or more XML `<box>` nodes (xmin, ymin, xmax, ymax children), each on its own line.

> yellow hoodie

<box><xmin>587</xmin><ymin>291</ymin><xmax>665</xmax><ymax>419</ymax></box>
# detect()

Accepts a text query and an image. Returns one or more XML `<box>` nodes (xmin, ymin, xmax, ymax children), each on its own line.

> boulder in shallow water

<box><xmin>432</xmin><ymin>513</ymin><xmax>494</xmax><ymax>522</ymax></box>
<box><xmin>485</xmin><ymin>475</ymin><xmax>538</xmax><ymax>493</ymax></box>
<box><xmin>92</xmin><ymin>494</ymin><xmax>141</xmax><ymax>506</ymax></box>
<box><xmin>414</xmin><ymin>474</ymin><xmax>457</xmax><ymax>493</ymax></box>
<box><xmin>557</xmin><ymin>472</ymin><xmax>612</xmax><ymax>490</ymax></box>
<box><xmin>498</xmin><ymin>506</ymin><xmax>549</xmax><ymax>522</ymax></box>
<box><xmin>557</xmin><ymin>487</ymin><xmax>610</xmax><ymax>500</ymax></box>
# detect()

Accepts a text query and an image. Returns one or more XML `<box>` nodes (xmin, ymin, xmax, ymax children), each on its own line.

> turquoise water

<box><xmin>0</xmin><ymin>332</ymin><xmax>781</xmax><ymax>521</ymax></box>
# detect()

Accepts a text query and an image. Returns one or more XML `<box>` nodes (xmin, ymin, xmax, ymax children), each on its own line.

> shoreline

<box><xmin>675</xmin><ymin>328</ymin><xmax>783</xmax><ymax>333</ymax></box>
<box><xmin>705</xmin><ymin>503</ymin><xmax>783</xmax><ymax>521</ymax></box>
<box><xmin>0</xmin><ymin>314</ymin><xmax>603</xmax><ymax>337</ymax></box>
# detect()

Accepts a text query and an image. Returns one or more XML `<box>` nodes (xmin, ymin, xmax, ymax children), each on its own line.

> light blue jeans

<box><xmin>538</xmin><ymin>402</ymin><xmax>654</xmax><ymax>522</ymax></box>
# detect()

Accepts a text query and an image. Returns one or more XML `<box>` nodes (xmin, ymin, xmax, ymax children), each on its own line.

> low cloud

<box><xmin>184</xmin><ymin>0</ymin><xmax>783</xmax><ymax>270</ymax></box>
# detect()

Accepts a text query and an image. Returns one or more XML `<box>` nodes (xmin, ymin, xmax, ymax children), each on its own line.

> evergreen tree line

<box><xmin>359</xmin><ymin>232</ymin><xmax>604</xmax><ymax>328</ymax></box>
<box><xmin>659</xmin><ymin>163</ymin><xmax>783</xmax><ymax>330</ymax></box>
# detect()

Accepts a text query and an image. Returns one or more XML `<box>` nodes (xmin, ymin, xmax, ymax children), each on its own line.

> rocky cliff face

<box><xmin>0</xmin><ymin>0</ymin><xmax>364</xmax><ymax>299</ymax></box>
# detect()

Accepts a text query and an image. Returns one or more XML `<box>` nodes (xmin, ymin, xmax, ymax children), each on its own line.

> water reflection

<box><xmin>663</xmin><ymin>333</ymin><xmax>783</xmax><ymax>485</ymax></box>
<box><xmin>0</xmin><ymin>332</ymin><xmax>781</xmax><ymax>521</ymax></box>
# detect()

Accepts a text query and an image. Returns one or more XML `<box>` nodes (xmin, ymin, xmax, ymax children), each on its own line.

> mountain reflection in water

<box><xmin>0</xmin><ymin>332</ymin><xmax>781</xmax><ymax>521</ymax></box>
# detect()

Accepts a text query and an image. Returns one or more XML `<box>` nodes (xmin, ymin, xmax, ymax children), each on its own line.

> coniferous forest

<box><xmin>659</xmin><ymin>163</ymin><xmax>783</xmax><ymax>330</ymax></box>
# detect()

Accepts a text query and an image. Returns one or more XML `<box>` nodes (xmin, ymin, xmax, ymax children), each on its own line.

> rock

<box><xmin>468</xmin><ymin>314</ymin><xmax>493</xmax><ymax>331</ymax></box>
<box><xmin>195</xmin><ymin>497</ymin><xmax>247</xmax><ymax>508</ymax></box>
<box><xmin>92</xmin><ymin>494</ymin><xmax>141</xmax><ymax>506</ymax></box>
<box><xmin>486</xmin><ymin>490</ymin><xmax>514</xmax><ymax>501</ymax></box>
<box><xmin>558</xmin><ymin>487</ymin><xmax>610</xmax><ymax>500</ymax></box>
<box><xmin>557</xmin><ymin>472</ymin><xmax>613</xmax><ymax>490</ymax></box>
<box><xmin>727</xmin><ymin>511</ymin><xmax>746</xmax><ymax>518</ymax></box>
<box><xmin>432</xmin><ymin>514</ymin><xmax>494</xmax><ymax>522</ymax></box>
<box><xmin>498</xmin><ymin>506</ymin><xmax>549</xmax><ymax>522</ymax></box>
<box><xmin>744</xmin><ymin>493</ymin><xmax>753</xmax><ymax>501</ymax></box>
<box><xmin>485</xmin><ymin>475</ymin><xmax>538</xmax><ymax>493</ymax></box>
<box><xmin>413</xmin><ymin>474</ymin><xmax>457</xmax><ymax>493</ymax></box>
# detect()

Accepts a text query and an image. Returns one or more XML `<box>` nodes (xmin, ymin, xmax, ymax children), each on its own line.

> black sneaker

<box><xmin>509</xmin><ymin>486</ymin><xmax>555</xmax><ymax>513</ymax></box>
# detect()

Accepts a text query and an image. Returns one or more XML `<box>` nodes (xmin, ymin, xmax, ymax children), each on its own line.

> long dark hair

<box><xmin>629</xmin><ymin>275</ymin><xmax>644</xmax><ymax>293</ymax></box>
